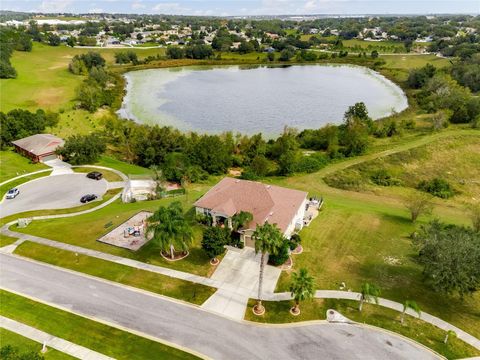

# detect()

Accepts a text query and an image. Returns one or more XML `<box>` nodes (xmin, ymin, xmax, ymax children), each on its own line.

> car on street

<box><xmin>80</xmin><ymin>194</ymin><xmax>98</xmax><ymax>203</ymax></box>
<box><xmin>5</xmin><ymin>188</ymin><xmax>20</xmax><ymax>199</ymax></box>
<box><xmin>86</xmin><ymin>171</ymin><xmax>103</xmax><ymax>180</ymax></box>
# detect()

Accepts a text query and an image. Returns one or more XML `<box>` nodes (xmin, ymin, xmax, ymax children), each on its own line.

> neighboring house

<box><xmin>194</xmin><ymin>177</ymin><xmax>308</xmax><ymax>247</ymax></box>
<box><xmin>12</xmin><ymin>134</ymin><xmax>64</xmax><ymax>163</ymax></box>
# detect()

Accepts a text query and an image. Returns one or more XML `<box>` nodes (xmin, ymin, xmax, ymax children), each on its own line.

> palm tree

<box><xmin>401</xmin><ymin>300</ymin><xmax>421</xmax><ymax>324</ymax></box>
<box><xmin>231</xmin><ymin>211</ymin><xmax>253</xmax><ymax>232</ymax></box>
<box><xmin>444</xmin><ymin>330</ymin><xmax>457</xmax><ymax>344</ymax></box>
<box><xmin>147</xmin><ymin>201</ymin><xmax>193</xmax><ymax>260</ymax></box>
<box><xmin>289</xmin><ymin>268</ymin><xmax>315</xmax><ymax>315</ymax></box>
<box><xmin>252</xmin><ymin>222</ymin><xmax>283</xmax><ymax>315</ymax></box>
<box><xmin>358</xmin><ymin>282</ymin><xmax>380</xmax><ymax>312</ymax></box>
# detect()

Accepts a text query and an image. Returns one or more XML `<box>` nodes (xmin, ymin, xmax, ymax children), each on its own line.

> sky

<box><xmin>1</xmin><ymin>0</ymin><xmax>479</xmax><ymax>16</ymax></box>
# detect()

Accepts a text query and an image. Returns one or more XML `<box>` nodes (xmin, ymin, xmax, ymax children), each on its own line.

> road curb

<box><xmin>0</xmin><ymin>286</ymin><xmax>212</xmax><ymax>360</ymax></box>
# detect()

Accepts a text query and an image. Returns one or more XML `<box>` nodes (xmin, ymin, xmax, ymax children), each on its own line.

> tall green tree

<box><xmin>252</xmin><ymin>222</ymin><xmax>284</xmax><ymax>314</ymax></box>
<box><xmin>289</xmin><ymin>268</ymin><xmax>315</xmax><ymax>315</ymax></box>
<box><xmin>147</xmin><ymin>202</ymin><xmax>193</xmax><ymax>260</ymax></box>
<box><xmin>358</xmin><ymin>282</ymin><xmax>380</xmax><ymax>312</ymax></box>
<box><xmin>56</xmin><ymin>133</ymin><xmax>106</xmax><ymax>165</ymax></box>
<box><xmin>413</xmin><ymin>220</ymin><xmax>480</xmax><ymax>297</ymax></box>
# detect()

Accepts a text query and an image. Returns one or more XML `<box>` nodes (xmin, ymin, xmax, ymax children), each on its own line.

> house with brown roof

<box><xmin>12</xmin><ymin>134</ymin><xmax>64</xmax><ymax>163</ymax></box>
<box><xmin>194</xmin><ymin>177</ymin><xmax>308</xmax><ymax>247</ymax></box>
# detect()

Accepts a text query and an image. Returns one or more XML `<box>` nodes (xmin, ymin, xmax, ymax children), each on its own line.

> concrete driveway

<box><xmin>202</xmin><ymin>247</ymin><xmax>281</xmax><ymax>320</ymax></box>
<box><xmin>0</xmin><ymin>174</ymin><xmax>108</xmax><ymax>218</ymax></box>
<box><xmin>0</xmin><ymin>254</ymin><xmax>439</xmax><ymax>360</ymax></box>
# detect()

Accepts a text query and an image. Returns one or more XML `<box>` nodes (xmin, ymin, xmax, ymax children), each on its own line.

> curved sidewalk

<box><xmin>0</xmin><ymin>169</ymin><xmax>52</xmax><ymax>187</ymax></box>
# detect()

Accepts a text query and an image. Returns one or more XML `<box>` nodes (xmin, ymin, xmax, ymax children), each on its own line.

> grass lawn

<box><xmin>324</xmin><ymin>134</ymin><xmax>480</xmax><ymax>206</ymax></box>
<box><xmin>72</xmin><ymin>166</ymin><xmax>123</xmax><ymax>182</ymax></box>
<box><xmin>0</xmin><ymin>171</ymin><xmax>52</xmax><ymax>198</ymax></box>
<box><xmin>0</xmin><ymin>328</ymin><xmax>75</xmax><ymax>360</ymax></box>
<box><xmin>244</xmin><ymin>299</ymin><xmax>480</xmax><ymax>359</ymax></box>
<box><xmin>381</xmin><ymin>54</ymin><xmax>451</xmax><ymax>70</ymax></box>
<box><xmin>0</xmin><ymin>150</ymin><xmax>49</xmax><ymax>182</ymax></box>
<box><xmin>0</xmin><ymin>43</ymin><xmax>167</xmax><ymax>113</ymax></box>
<box><xmin>0</xmin><ymin>290</ymin><xmax>201</xmax><ymax>360</ymax></box>
<box><xmin>49</xmin><ymin>108</ymin><xmax>106</xmax><ymax>138</ymax></box>
<box><xmin>95</xmin><ymin>155</ymin><xmax>153</xmax><ymax>176</ymax></box>
<box><xmin>0</xmin><ymin>234</ymin><xmax>18</xmax><ymax>247</ymax></box>
<box><xmin>15</xmin><ymin>241</ymin><xmax>215</xmax><ymax>305</ymax></box>
<box><xmin>273</xmin><ymin>200</ymin><xmax>480</xmax><ymax>338</ymax></box>
<box><xmin>10</xmin><ymin>181</ymin><xmax>219</xmax><ymax>277</ymax></box>
<box><xmin>341</xmin><ymin>39</ymin><xmax>406</xmax><ymax>53</ymax></box>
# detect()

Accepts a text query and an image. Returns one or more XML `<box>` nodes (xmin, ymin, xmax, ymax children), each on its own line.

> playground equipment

<box><xmin>124</xmin><ymin>225</ymin><xmax>142</xmax><ymax>238</ymax></box>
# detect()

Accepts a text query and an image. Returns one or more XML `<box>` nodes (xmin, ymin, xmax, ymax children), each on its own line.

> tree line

<box><xmin>408</xmin><ymin>62</ymin><xmax>480</xmax><ymax>127</ymax></box>
<box><xmin>0</xmin><ymin>27</ymin><xmax>32</xmax><ymax>78</ymax></box>
<box><xmin>69</xmin><ymin>52</ymin><xmax>123</xmax><ymax>112</ymax></box>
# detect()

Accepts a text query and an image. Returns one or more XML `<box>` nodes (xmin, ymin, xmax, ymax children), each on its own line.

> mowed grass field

<box><xmin>0</xmin><ymin>43</ymin><xmax>166</xmax><ymax>112</ymax></box>
<box><xmin>382</xmin><ymin>53</ymin><xmax>451</xmax><ymax>69</ymax></box>
<box><xmin>0</xmin><ymin>150</ymin><xmax>49</xmax><ymax>182</ymax></box>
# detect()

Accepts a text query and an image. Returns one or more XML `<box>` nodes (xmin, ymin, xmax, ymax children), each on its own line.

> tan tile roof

<box><xmin>194</xmin><ymin>177</ymin><xmax>307</xmax><ymax>233</ymax></box>
<box><xmin>12</xmin><ymin>134</ymin><xmax>64</xmax><ymax>156</ymax></box>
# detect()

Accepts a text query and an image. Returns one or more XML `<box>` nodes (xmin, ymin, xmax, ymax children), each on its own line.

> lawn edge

<box><xmin>0</xmin><ymin>286</ymin><xmax>211</xmax><ymax>360</ymax></box>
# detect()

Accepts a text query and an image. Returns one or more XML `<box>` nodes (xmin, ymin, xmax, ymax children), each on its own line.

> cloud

<box><xmin>152</xmin><ymin>2</ymin><xmax>190</xmax><ymax>14</ymax></box>
<box><xmin>37</xmin><ymin>0</ymin><xmax>73</xmax><ymax>12</ymax></box>
<box><xmin>132</xmin><ymin>1</ymin><xmax>146</xmax><ymax>10</ymax></box>
<box><xmin>89</xmin><ymin>7</ymin><xmax>104</xmax><ymax>13</ymax></box>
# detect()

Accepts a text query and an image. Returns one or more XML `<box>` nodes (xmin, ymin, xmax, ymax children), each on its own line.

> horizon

<box><xmin>1</xmin><ymin>1</ymin><xmax>479</xmax><ymax>17</ymax></box>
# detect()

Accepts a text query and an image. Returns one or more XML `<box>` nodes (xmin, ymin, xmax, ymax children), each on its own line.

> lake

<box><xmin>118</xmin><ymin>64</ymin><xmax>408</xmax><ymax>136</ymax></box>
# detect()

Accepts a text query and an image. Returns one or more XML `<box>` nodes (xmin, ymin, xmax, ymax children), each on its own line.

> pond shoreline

<box><xmin>117</xmin><ymin>63</ymin><xmax>409</xmax><ymax>136</ymax></box>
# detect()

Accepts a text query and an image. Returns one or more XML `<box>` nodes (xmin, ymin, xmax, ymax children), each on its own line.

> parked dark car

<box><xmin>80</xmin><ymin>194</ymin><xmax>97</xmax><ymax>203</ymax></box>
<box><xmin>86</xmin><ymin>171</ymin><xmax>103</xmax><ymax>180</ymax></box>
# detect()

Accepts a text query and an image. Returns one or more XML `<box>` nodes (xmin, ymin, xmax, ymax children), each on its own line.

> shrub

<box><xmin>370</xmin><ymin>169</ymin><xmax>401</xmax><ymax>186</ymax></box>
<box><xmin>295</xmin><ymin>153</ymin><xmax>329</xmax><ymax>173</ymax></box>
<box><xmin>324</xmin><ymin>169</ymin><xmax>365</xmax><ymax>191</ymax></box>
<box><xmin>196</xmin><ymin>213</ymin><xmax>212</xmax><ymax>226</ymax></box>
<box><xmin>418</xmin><ymin>178</ymin><xmax>455</xmax><ymax>198</ymax></box>
<box><xmin>201</xmin><ymin>227</ymin><xmax>228</xmax><ymax>260</ymax></box>
<box><xmin>289</xmin><ymin>234</ymin><xmax>301</xmax><ymax>250</ymax></box>
<box><xmin>268</xmin><ymin>240</ymin><xmax>290</xmax><ymax>266</ymax></box>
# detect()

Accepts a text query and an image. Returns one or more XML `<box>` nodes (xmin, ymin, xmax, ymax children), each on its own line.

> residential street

<box><xmin>0</xmin><ymin>254</ymin><xmax>439</xmax><ymax>360</ymax></box>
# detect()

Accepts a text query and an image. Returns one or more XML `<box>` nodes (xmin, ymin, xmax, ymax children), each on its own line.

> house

<box><xmin>12</xmin><ymin>134</ymin><xmax>64</xmax><ymax>163</ymax></box>
<box><xmin>194</xmin><ymin>177</ymin><xmax>308</xmax><ymax>247</ymax></box>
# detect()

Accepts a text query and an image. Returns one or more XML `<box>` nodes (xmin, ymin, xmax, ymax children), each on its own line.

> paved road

<box><xmin>0</xmin><ymin>174</ymin><xmax>107</xmax><ymax>217</ymax></box>
<box><xmin>0</xmin><ymin>254</ymin><xmax>438</xmax><ymax>360</ymax></box>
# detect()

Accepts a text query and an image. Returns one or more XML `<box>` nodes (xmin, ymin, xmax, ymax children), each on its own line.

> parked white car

<box><xmin>5</xmin><ymin>188</ymin><xmax>20</xmax><ymax>199</ymax></box>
